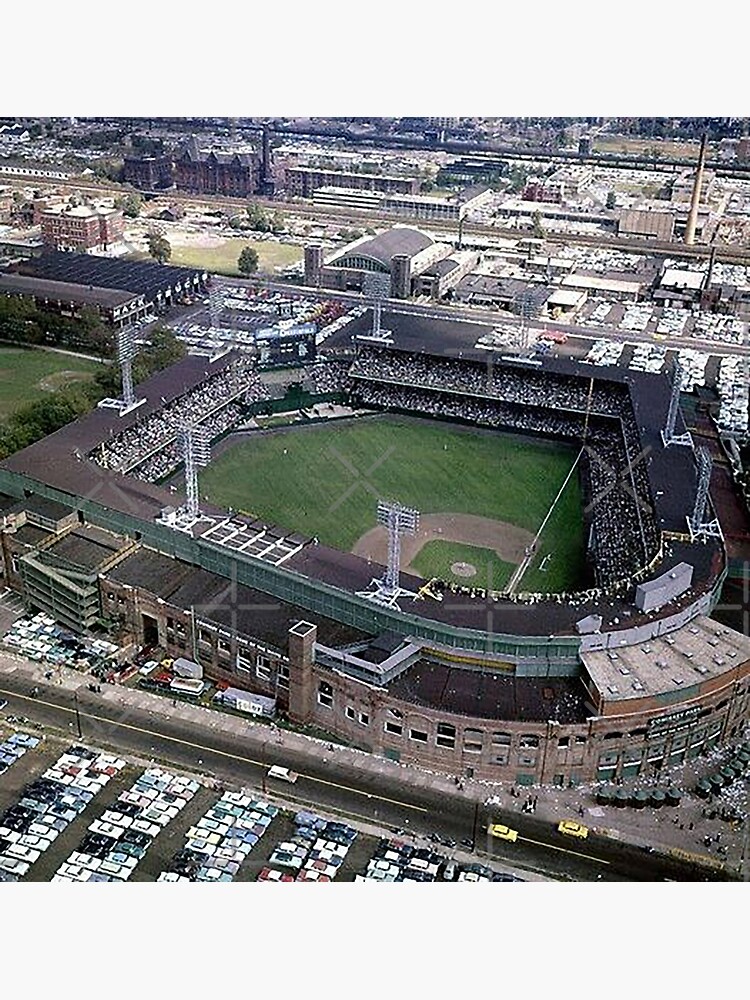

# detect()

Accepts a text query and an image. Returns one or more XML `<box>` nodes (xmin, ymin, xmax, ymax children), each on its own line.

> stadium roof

<box><xmin>329</xmin><ymin>227</ymin><xmax>434</xmax><ymax>269</ymax></box>
<box><xmin>581</xmin><ymin>615</ymin><xmax>750</xmax><ymax>703</ymax></box>
<box><xmin>106</xmin><ymin>547</ymin><xmax>368</xmax><ymax>650</ymax></box>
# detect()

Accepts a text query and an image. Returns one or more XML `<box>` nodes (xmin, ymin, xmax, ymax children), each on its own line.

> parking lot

<box><xmin>0</xmin><ymin>715</ymin><xmax>538</xmax><ymax>882</ymax></box>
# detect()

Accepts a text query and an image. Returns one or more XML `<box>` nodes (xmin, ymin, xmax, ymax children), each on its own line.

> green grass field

<box><xmin>0</xmin><ymin>346</ymin><xmax>102</xmax><ymax>419</ymax></box>
<box><xmin>200</xmin><ymin>416</ymin><xmax>585</xmax><ymax>592</ymax></box>
<box><xmin>516</xmin><ymin>472</ymin><xmax>587</xmax><ymax>594</ymax></box>
<box><xmin>411</xmin><ymin>541</ymin><xmax>516</xmax><ymax>591</ymax></box>
<box><xmin>168</xmin><ymin>238</ymin><xmax>302</xmax><ymax>277</ymax></box>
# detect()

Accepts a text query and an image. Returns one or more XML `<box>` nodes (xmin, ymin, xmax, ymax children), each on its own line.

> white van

<box><xmin>267</xmin><ymin>765</ymin><xmax>298</xmax><ymax>784</ymax></box>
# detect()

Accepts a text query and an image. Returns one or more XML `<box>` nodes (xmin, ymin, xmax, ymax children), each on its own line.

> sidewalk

<box><xmin>1</xmin><ymin>650</ymin><xmax>746</xmax><ymax>876</ymax></box>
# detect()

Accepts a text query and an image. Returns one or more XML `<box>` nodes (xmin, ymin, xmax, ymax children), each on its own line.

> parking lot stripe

<box><xmin>0</xmin><ymin>687</ymin><xmax>428</xmax><ymax>816</ymax></box>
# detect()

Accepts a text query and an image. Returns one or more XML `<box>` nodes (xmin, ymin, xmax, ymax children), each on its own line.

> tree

<box><xmin>246</xmin><ymin>203</ymin><xmax>272</xmax><ymax>232</ymax></box>
<box><xmin>238</xmin><ymin>246</ymin><xmax>259</xmax><ymax>276</ymax></box>
<box><xmin>147</xmin><ymin>232</ymin><xmax>172</xmax><ymax>264</ymax></box>
<box><xmin>114</xmin><ymin>192</ymin><xmax>143</xmax><ymax>218</ymax></box>
<box><xmin>133</xmin><ymin>325</ymin><xmax>186</xmax><ymax>383</ymax></box>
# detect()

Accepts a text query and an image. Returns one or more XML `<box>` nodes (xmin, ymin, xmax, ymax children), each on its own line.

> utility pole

<box><xmin>73</xmin><ymin>690</ymin><xmax>82</xmax><ymax>739</ymax></box>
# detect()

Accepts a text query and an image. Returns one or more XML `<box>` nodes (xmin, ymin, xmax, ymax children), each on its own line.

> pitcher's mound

<box><xmin>451</xmin><ymin>561</ymin><xmax>477</xmax><ymax>578</ymax></box>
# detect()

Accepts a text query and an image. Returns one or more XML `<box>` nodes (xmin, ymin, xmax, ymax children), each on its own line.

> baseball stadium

<box><xmin>1</xmin><ymin>306</ymin><xmax>749</xmax><ymax>787</ymax></box>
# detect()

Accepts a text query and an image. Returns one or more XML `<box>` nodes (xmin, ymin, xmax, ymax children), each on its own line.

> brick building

<box><xmin>40</xmin><ymin>206</ymin><xmax>125</xmax><ymax>252</ymax></box>
<box><xmin>288</xmin><ymin>166</ymin><xmax>420</xmax><ymax>199</ymax></box>
<box><xmin>122</xmin><ymin>154</ymin><xmax>174</xmax><ymax>190</ymax></box>
<box><xmin>174</xmin><ymin>137</ymin><xmax>260</xmax><ymax>198</ymax></box>
<box><xmin>2</xmin><ymin>503</ymin><xmax>749</xmax><ymax>789</ymax></box>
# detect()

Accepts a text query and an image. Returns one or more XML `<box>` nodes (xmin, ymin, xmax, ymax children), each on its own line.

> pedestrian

<box><xmin>689</xmin><ymin>821</ymin><xmax>694</xmax><ymax>831</ymax></box>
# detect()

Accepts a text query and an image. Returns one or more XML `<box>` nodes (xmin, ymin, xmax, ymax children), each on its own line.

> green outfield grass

<box><xmin>168</xmin><ymin>238</ymin><xmax>302</xmax><ymax>276</ymax></box>
<box><xmin>200</xmin><ymin>416</ymin><xmax>586</xmax><ymax>592</ymax></box>
<box><xmin>516</xmin><ymin>470</ymin><xmax>587</xmax><ymax>594</ymax></box>
<box><xmin>0</xmin><ymin>346</ymin><xmax>101</xmax><ymax>419</ymax></box>
<box><xmin>411</xmin><ymin>540</ymin><xmax>516</xmax><ymax>592</ymax></box>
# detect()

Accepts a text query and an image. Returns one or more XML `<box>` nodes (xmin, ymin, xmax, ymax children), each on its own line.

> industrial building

<box><xmin>288</xmin><ymin>166</ymin><xmax>419</xmax><ymax>199</ymax></box>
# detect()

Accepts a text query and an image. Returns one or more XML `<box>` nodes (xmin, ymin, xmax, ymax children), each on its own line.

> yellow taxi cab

<box><xmin>557</xmin><ymin>819</ymin><xmax>589</xmax><ymax>839</ymax></box>
<box><xmin>488</xmin><ymin>823</ymin><xmax>518</xmax><ymax>842</ymax></box>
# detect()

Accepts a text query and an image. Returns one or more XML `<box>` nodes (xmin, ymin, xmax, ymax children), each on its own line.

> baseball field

<box><xmin>199</xmin><ymin>415</ymin><xmax>587</xmax><ymax>593</ymax></box>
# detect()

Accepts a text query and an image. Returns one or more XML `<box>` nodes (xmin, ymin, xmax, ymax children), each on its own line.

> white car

<box><xmin>131</xmin><ymin>819</ymin><xmax>161</xmax><ymax>838</ymax></box>
<box><xmin>7</xmin><ymin>844</ymin><xmax>40</xmax><ymax>864</ymax></box>
<box><xmin>0</xmin><ymin>856</ymin><xmax>29</xmax><ymax>876</ymax></box>
<box><xmin>188</xmin><ymin>827</ymin><xmax>221</xmax><ymax>845</ymax></box>
<box><xmin>19</xmin><ymin>834</ymin><xmax>52</xmax><ymax>852</ymax></box>
<box><xmin>101</xmin><ymin>811</ymin><xmax>133</xmax><ymax>829</ymax></box>
<box><xmin>28</xmin><ymin>822</ymin><xmax>58</xmax><ymax>841</ymax></box>
<box><xmin>89</xmin><ymin>820</ymin><xmax>125</xmax><ymax>840</ymax></box>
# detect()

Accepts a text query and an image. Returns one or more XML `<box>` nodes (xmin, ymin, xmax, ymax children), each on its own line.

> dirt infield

<box><xmin>351</xmin><ymin>513</ymin><xmax>534</xmax><ymax>572</ymax></box>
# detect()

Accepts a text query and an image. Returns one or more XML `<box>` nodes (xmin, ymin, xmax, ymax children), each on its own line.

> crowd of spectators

<box><xmin>92</xmin><ymin>360</ymin><xmax>269</xmax><ymax>475</ymax></box>
<box><xmin>301</xmin><ymin>357</ymin><xmax>353</xmax><ymax>395</ymax></box>
<box><xmin>348</xmin><ymin>346</ymin><xmax>662</xmax><ymax>596</ymax></box>
<box><xmin>348</xmin><ymin>347</ymin><xmax>629</xmax><ymax>417</ymax></box>
<box><xmin>131</xmin><ymin>401</ymin><xmax>246</xmax><ymax>483</ymax></box>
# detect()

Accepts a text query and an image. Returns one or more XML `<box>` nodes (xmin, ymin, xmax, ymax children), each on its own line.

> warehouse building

<box><xmin>0</xmin><ymin>272</ymin><xmax>149</xmax><ymax>329</ymax></box>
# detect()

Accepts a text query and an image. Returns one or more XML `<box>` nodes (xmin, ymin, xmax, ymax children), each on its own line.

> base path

<box><xmin>352</xmin><ymin>513</ymin><xmax>534</xmax><ymax>573</ymax></box>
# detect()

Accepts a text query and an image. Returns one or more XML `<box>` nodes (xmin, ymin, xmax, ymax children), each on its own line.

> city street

<box><xmin>0</xmin><ymin>662</ymin><xmax>737</xmax><ymax>882</ymax></box>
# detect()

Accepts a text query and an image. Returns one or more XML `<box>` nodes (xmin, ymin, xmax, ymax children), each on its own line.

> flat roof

<box><xmin>389</xmin><ymin>661</ymin><xmax>590</xmax><ymax>723</ymax></box>
<box><xmin>661</xmin><ymin>268</ymin><xmax>705</xmax><ymax>291</ymax></box>
<box><xmin>561</xmin><ymin>274</ymin><xmax>643</xmax><ymax>294</ymax></box>
<box><xmin>581</xmin><ymin>615</ymin><xmax>750</xmax><ymax>703</ymax></box>
<box><xmin>47</xmin><ymin>525</ymin><xmax>128</xmax><ymax>572</ymax></box>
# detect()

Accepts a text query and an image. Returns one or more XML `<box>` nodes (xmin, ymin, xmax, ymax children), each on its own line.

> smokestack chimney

<box><xmin>684</xmin><ymin>133</ymin><xmax>707</xmax><ymax>246</ymax></box>
<box><xmin>260</xmin><ymin>122</ymin><xmax>274</xmax><ymax>196</ymax></box>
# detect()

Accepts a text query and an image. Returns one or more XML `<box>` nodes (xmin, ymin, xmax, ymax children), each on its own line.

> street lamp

<box><xmin>73</xmin><ymin>691</ymin><xmax>82</xmax><ymax>739</ymax></box>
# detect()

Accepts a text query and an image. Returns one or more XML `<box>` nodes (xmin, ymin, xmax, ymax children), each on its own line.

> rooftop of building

<box><xmin>106</xmin><ymin>545</ymin><xmax>369</xmax><ymax>651</ymax></box>
<box><xmin>388</xmin><ymin>660</ymin><xmax>590</xmax><ymax>724</ymax></box>
<box><xmin>42</xmin><ymin>205</ymin><xmax>120</xmax><ymax>219</ymax></box>
<box><xmin>0</xmin><ymin>272</ymin><xmax>138</xmax><ymax>308</ymax></box>
<box><xmin>580</xmin><ymin>615</ymin><xmax>750</xmax><ymax>703</ymax></box>
<box><xmin>328</xmin><ymin>226</ymin><xmax>435</xmax><ymax>270</ymax></box>
<box><xmin>14</xmin><ymin>250</ymin><xmax>204</xmax><ymax>299</ymax></box>
<box><xmin>45</xmin><ymin>524</ymin><xmax>130</xmax><ymax>573</ymax></box>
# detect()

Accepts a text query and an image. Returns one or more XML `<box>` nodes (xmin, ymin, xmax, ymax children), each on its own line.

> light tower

<box><xmin>97</xmin><ymin>324</ymin><xmax>146</xmax><ymax>416</ymax></box>
<box><xmin>661</xmin><ymin>362</ymin><xmax>693</xmax><ymax>447</ymax></box>
<box><xmin>357</xmin><ymin>500</ymin><xmax>421</xmax><ymax>608</ymax></box>
<box><xmin>180</xmin><ymin>424</ymin><xmax>212</xmax><ymax>521</ymax></box>
<box><xmin>359</xmin><ymin>272</ymin><xmax>392</xmax><ymax>343</ymax></box>
<box><xmin>688</xmin><ymin>446</ymin><xmax>722</xmax><ymax>541</ymax></box>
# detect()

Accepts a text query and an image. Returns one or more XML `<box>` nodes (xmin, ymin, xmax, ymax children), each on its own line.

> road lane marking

<box><xmin>519</xmin><ymin>836</ymin><xmax>611</xmax><ymax>865</ymax></box>
<box><xmin>0</xmin><ymin>686</ymin><xmax>428</xmax><ymax>814</ymax></box>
